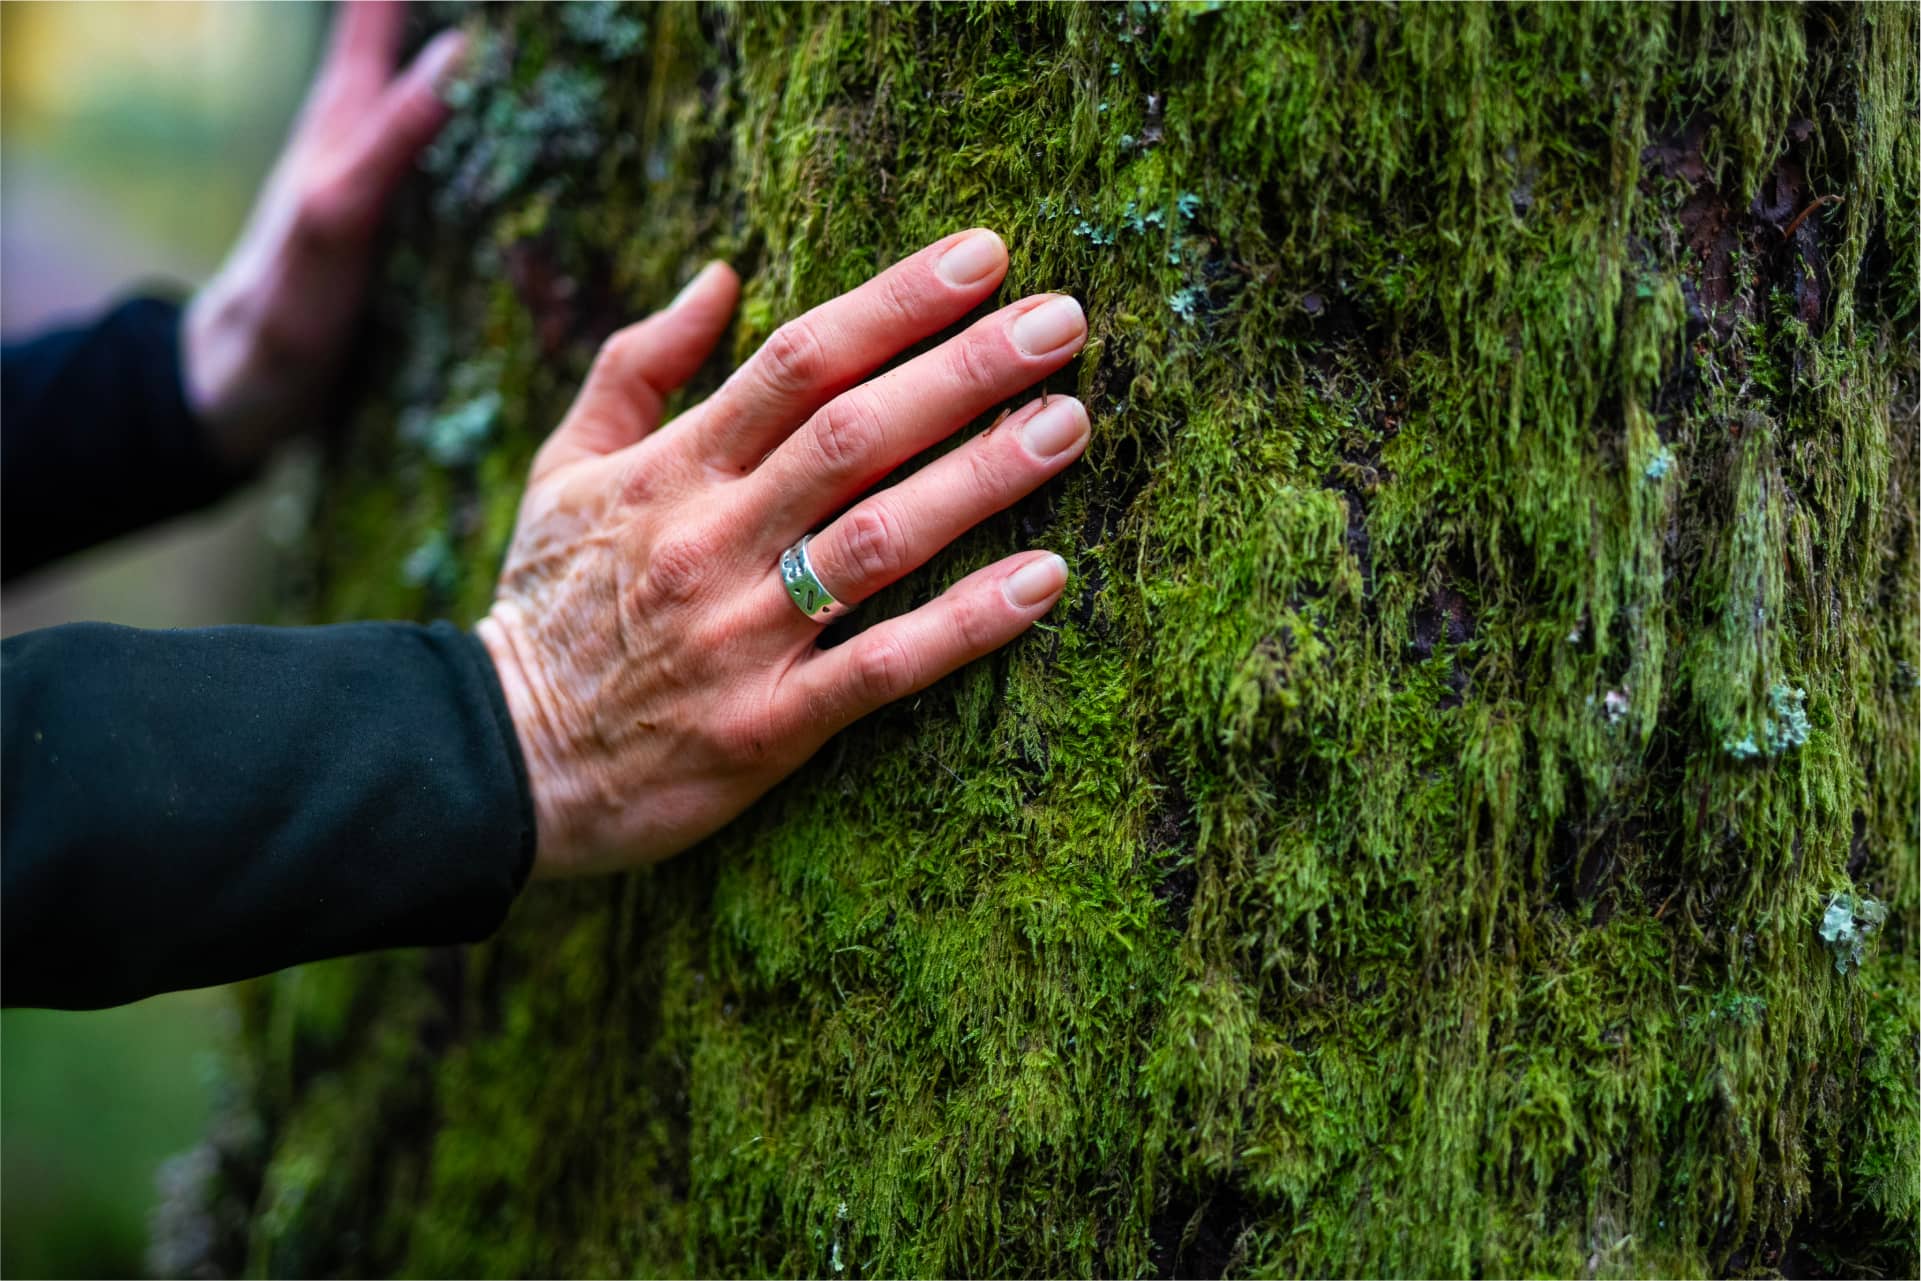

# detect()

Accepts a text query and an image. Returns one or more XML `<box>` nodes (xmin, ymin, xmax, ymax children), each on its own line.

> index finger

<box><xmin>687</xmin><ymin>228</ymin><xmax>1009</xmax><ymax>472</ymax></box>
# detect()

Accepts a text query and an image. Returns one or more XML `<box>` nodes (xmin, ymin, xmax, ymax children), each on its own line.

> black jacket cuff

<box><xmin>2</xmin><ymin>620</ymin><xmax>538</xmax><ymax>1009</ymax></box>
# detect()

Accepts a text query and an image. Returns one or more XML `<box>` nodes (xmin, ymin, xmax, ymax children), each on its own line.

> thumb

<box><xmin>531</xmin><ymin>262</ymin><xmax>742</xmax><ymax>485</ymax></box>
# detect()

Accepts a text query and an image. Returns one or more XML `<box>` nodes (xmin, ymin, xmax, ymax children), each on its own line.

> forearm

<box><xmin>0</xmin><ymin>620</ymin><xmax>536</xmax><ymax>1009</ymax></box>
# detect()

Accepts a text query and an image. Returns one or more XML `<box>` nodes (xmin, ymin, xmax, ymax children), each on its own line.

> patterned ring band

<box><xmin>778</xmin><ymin>534</ymin><xmax>851</xmax><ymax>624</ymax></box>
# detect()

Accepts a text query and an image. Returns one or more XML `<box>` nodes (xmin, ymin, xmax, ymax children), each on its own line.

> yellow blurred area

<box><xmin>2</xmin><ymin>6</ymin><xmax>325</xmax><ymax>1278</ymax></box>
<box><xmin>2</xmin><ymin>2</ymin><xmax>281</xmax><ymax>121</ymax></box>
<box><xmin>2</xmin><ymin>1</ymin><xmax>323</xmax><ymax>316</ymax></box>
<box><xmin>1</xmin><ymin>1</ymin><xmax>324</xmax><ymax>631</ymax></box>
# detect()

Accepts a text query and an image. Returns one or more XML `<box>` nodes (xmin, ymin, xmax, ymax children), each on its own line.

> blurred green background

<box><xmin>2</xmin><ymin>4</ymin><xmax>324</xmax><ymax>1276</ymax></box>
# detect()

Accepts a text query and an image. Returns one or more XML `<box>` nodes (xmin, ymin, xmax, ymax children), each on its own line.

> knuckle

<box><xmin>839</xmin><ymin>505</ymin><xmax>904</xmax><ymax>586</ymax></box>
<box><xmin>949</xmin><ymin>332</ymin><xmax>1004</xmax><ymax>390</ymax></box>
<box><xmin>951</xmin><ymin>594</ymin><xmax>1001</xmax><ymax>652</ymax></box>
<box><xmin>760</xmin><ymin>320</ymin><xmax>827</xmax><ymax>396</ymax></box>
<box><xmin>960</xmin><ymin>441</ymin><xmax>1008</xmax><ymax>505</ymax></box>
<box><xmin>615</xmin><ymin>447</ymin><xmax>665</xmax><ymax>506</ymax></box>
<box><xmin>592</xmin><ymin>327</ymin><xmax>639</xmax><ymax>381</ymax></box>
<box><xmin>808</xmin><ymin>396</ymin><xmax>881</xmax><ymax>474</ymax></box>
<box><xmin>645</xmin><ymin>529</ymin><xmax>715</xmax><ymax>605</ymax></box>
<box><xmin>873</xmin><ymin>271</ymin><xmax>923</xmax><ymax>330</ymax></box>
<box><xmin>293</xmin><ymin>179</ymin><xmax>362</xmax><ymax>247</ymax></box>
<box><xmin>854</xmin><ymin>633</ymin><xmax>916</xmax><ymax>703</ymax></box>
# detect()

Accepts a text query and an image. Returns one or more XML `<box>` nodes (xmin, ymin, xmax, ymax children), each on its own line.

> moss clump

<box><xmin>183</xmin><ymin>3</ymin><xmax>1918</xmax><ymax>1277</ymax></box>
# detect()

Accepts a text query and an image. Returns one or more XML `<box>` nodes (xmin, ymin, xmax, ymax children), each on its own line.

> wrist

<box><xmin>182</xmin><ymin>279</ymin><xmax>281</xmax><ymax>472</ymax></box>
<box><xmin>476</xmin><ymin>604</ymin><xmax>584</xmax><ymax>881</ymax></box>
<box><xmin>183</xmin><ymin>250</ymin><xmax>351</xmax><ymax>472</ymax></box>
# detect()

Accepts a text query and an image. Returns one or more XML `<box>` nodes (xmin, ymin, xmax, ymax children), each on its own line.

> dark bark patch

<box><xmin>419</xmin><ymin>944</ymin><xmax>468</xmax><ymax>1056</ymax></box>
<box><xmin>1650</xmin><ymin>113</ymin><xmax>1840</xmax><ymax>337</ymax></box>
<box><xmin>1409</xmin><ymin>584</ymin><xmax>1474</xmax><ymax>660</ymax></box>
<box><xmin>1148</xmin><ymin>1182</ymin><xmax>1256</xmax><ymax>1280</ymax></box>
<box><xmin>1678</xmin><ymin>183</ymin><xmax>1742</xmax><ymax>318</ymax></box>
<box><xmin>1552</xmin><ymin>811</ymin><xmax>1640</xmax><ymax>925</ymax></box>
<box><xmin>507</xmin><ymin>239</ymin><xmax>625</xmax><ymax>358</ymax></box>
<box><xmin>1323</xmin><ymin>443</ymin><xmax>1384</xmax><ymax>607</ymax></box>
<box><xmin>1750</xmin><ymin>155</ymin><xmax>1806</xmax><ymax>231</ymax></box>
<box><xmin>1641</xmin><ymin>115</ymin><xmax>1712</xmax><ymax>186</ymax></box>
<box><xmin>1146</xmin><ymin>754</ymin><xmax>1198</xmax><ymax>933</ymax></box>
<box><xmin>1847</xmin><ymin>809</ymin><xmax>1870</xmax><ymax>880</ymax></box>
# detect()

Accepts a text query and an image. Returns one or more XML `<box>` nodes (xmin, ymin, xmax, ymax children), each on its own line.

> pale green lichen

<box><xmin>559</xmin><ymin>0</ymin><xmax>645</xmax><ymax>58</ymax></box>
<box><xmin>1820</xmin><ymin>894</ymin><xmax>1889</xmax><ymax>976</ymax></box>
<box><xmin>409</xmin><ymin>391</ymin><xmax>501</xmax><ymax>467</ymax></box>
<box><xmin>1724</xmin><ymin>683</ymin><xmax>1812</xmax><ymax>760</ymax></box>
<box><xmin>1767</xmin><ymin>682</ymin><xmax>1811</xmax><ymax>754</ymax></box>
<box><xmin>400</xmin><ymin>530</ymin><xmax>458</xmax><ymax>594</ymax></box>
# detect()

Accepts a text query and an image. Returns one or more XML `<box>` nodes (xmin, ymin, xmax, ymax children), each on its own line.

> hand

<box><xmin>476</xmin><ymin>230</ymin><xmax>1090</xmax><ymax>879</ymax></box>
<box><xmin>183</xmin><ymin>1</ymin><xmax>466</xmax><ymax>469</ymax></box>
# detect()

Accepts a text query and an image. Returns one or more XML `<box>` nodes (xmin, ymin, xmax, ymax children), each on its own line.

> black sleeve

<box><xmin>2</xmin><ymin>295</ymin><xmax>247</xmax><ymax>583</ymax></box>
<box><xmin>1</xmin><ymin>620</ymin><xmax>538</xmax><ymax>1010</ymax></box>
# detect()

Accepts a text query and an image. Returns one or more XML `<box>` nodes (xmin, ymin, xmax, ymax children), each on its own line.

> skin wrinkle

<box><xmin>475</xmin><ymin>605</ymin><xmax>573</xmax><ymax>858</ymax></box>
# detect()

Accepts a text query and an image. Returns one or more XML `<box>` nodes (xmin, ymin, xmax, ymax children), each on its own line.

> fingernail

<box><xmin>1011</xmin><ymin>296</ymin><xmax>1085</xmax><ymax>356</ymax></box>
<box><xmin>936</xmin><ymin>229</ymin><xmax>1005</xmax><ymax>286</ymax></box>
<box><xmin>1017</xmin><ymin>398</ymin><xmax>1089</xmax><ymax>460</ymax></box>
<box><xmin>671</xmin><ymin>261</ymin><xmax>721</xmax><ymax>309</ymax></box>
<box><xmin>423</xmin><ymin>30</ymin><xmax>470</xmax><ymax>99</ymax></box>
<box><xmin>1005</xmin><ymin>553</ymin><xmax>1068</xmax><ymax>608</ymax></box>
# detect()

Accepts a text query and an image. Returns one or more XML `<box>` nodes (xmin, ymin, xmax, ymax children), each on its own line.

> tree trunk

<box><xmin>158</xmin><ymin>3</ymin><xmax>1918</xmax><ymax>1276</ymax></box>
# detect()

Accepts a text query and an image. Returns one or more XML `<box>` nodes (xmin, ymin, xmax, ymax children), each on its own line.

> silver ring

<box><xmin>779</xmin><ymin>534</ymin><xmax>851</xmax><ymax>623</ymax></box>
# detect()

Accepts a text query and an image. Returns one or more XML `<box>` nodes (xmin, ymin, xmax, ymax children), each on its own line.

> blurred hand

<box><xmin>183</xmin><ymin>1</ymin><xmax>465</xmax><ymax>469</ymax></box>
<box><xmin>476</xmin><ymin>230</ymin><xmax>1090</xmax><ymax>878</ymax></box>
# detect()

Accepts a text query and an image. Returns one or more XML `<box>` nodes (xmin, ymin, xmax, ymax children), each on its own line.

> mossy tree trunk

<box><xmin>162</xmin><ymin>3</ymin><xmax>1917</xmax><ymax>1276</ymax></box>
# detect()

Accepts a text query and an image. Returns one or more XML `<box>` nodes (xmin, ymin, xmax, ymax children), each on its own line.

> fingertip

<box><xmin>670</xmin><ymin>260</ymin><xmax>741</xmax><ymax>318</ymax></box>
<box><xmin>1009</xmin><ymin>293</ymin><xmax>1086</xmax><ymax>358</ymax></box>
<box><xmin>361</xmin><ymin>29</ymin><xmax>465</xmax><ymax>178</ymax></box>
<box><xmin>935</xmin><ymin>227</ymin><xmax>1008</xmax><ymax>288</ymax></box>
<box><xmin>415</xmin><ymin>28</ymin><xmax>471</xmax><ymax>102</ymax></box>
<box><xmin>1011</xmin><ymin>394</ymin><xmax>1090</xmax><ymax>463</ymax></box>
<box><xmin>1004</xmin><ymin>551</ymin><xmax>1069</xmax><ymax>611</ymax></box>
<box><xmin>669</xmin><ymin>263</ymin><xmax>717</xmax><ymax>309</ymax></box>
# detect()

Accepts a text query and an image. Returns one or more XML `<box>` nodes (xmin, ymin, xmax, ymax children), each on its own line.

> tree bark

<box><xmin>158</xmin><ymin>3</ymin><xmax>1918</xmax><ymax>1276</ymax></box>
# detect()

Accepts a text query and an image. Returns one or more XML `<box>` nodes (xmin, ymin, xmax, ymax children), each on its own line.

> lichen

<box><xmin>1766</xmin><ymin>682</ymin><xmax>1811</xmax><ymax>755</ymax></box>
<box><xmin>1820</xmin><ymin>893</ymin><xmax>1889</xmax><ymax>976</ymax></box>
<box><xmin>406</xmin><ymin>390</ymin><xmax>500</xmax><ymax>468</ymax></box>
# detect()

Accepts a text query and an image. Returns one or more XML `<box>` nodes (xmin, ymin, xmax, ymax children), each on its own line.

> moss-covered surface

<box><xmin>166</xmin><ymin>3</ymin><xmax>1917</xmax><ymax>1276</ymax></box>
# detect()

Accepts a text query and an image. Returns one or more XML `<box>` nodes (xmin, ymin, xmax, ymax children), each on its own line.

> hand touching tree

<box><xmin>183</xmin><ymin>0</ymin><xmax>465</xmax><ymax>468</ymax></box>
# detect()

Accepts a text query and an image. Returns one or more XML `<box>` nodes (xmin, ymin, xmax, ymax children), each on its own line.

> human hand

<box><xmin>183</xmin><ymin>1</ymin><xmax>466</xmax><ymax>469</ymax></box>
<box><xmin>475</xmin><ymin>230</ymin><xmax>1090</xmax><ymax>879</ymax></box>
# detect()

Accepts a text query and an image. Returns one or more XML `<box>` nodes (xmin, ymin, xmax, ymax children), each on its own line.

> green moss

<box><xmin>200</xmin><ymin>2</ymin><xmax>1920</xmax><ymax>1277</ymax></box>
